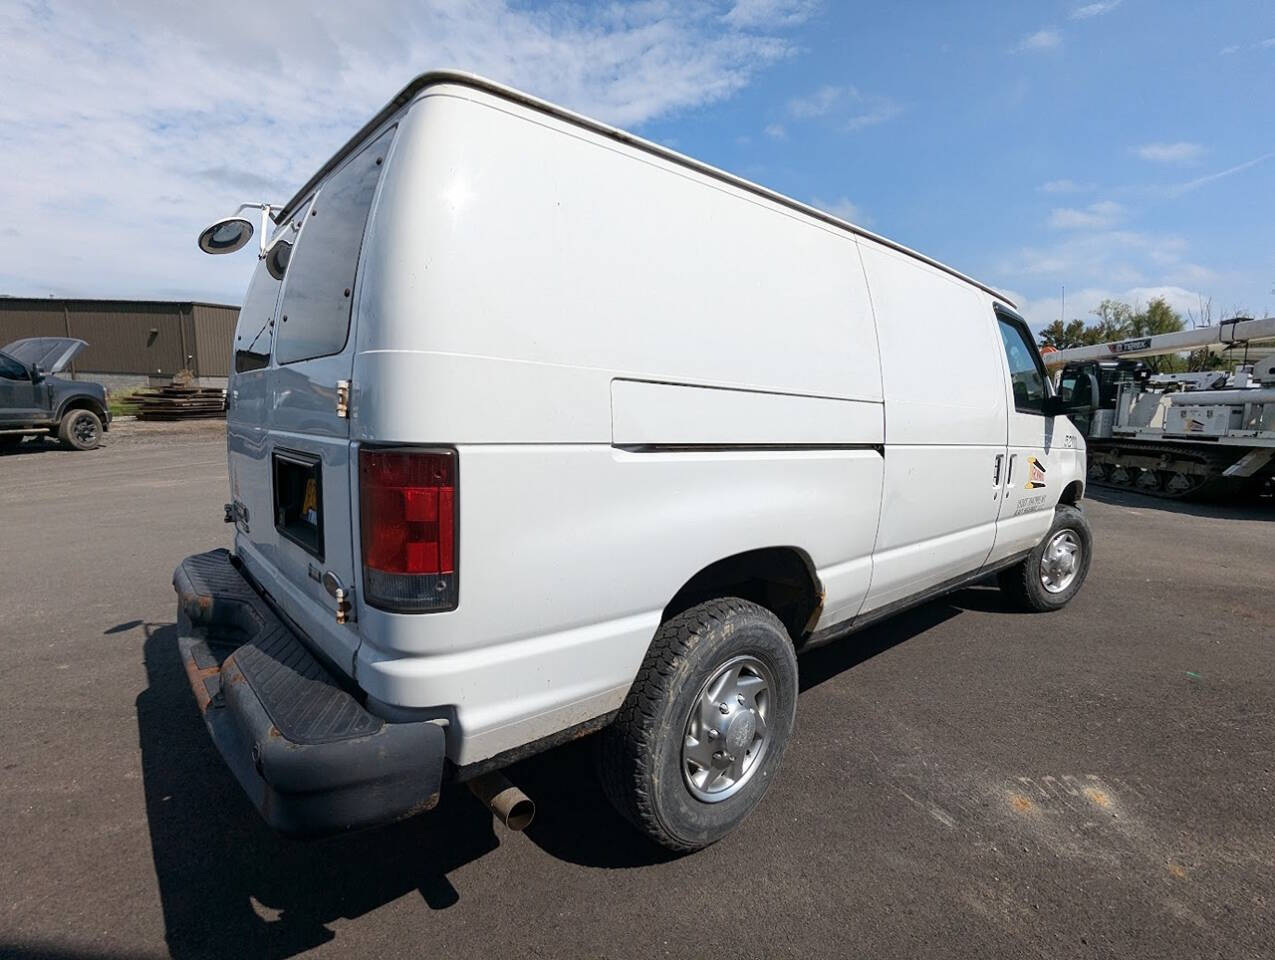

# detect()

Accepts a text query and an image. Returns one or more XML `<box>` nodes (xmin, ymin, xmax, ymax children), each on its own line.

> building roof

<box><xmin>0</xmin><ymin>297</ymin><xmax>239</xmax><ymax>310</ymax></box>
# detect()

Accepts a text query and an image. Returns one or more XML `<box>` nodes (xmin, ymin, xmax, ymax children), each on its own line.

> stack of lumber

<box><xmin>135</xmin><ymin>376</ymin><xmax>226</xmax><ymax>421</ymax></box>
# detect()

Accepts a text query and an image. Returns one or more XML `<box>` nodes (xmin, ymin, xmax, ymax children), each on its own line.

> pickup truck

<box><xmin>0</xmin><ymin>337</ymin><xmax>109</xmax><ymax>450</ymax></box>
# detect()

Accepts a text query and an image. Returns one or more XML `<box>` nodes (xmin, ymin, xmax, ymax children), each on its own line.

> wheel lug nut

<box><xmin>737</xmin><ymin>694</ymin><xmax>745</xmax><ymax>705</ymax></box>
<box><xmin>707</xmin><ymin>729</ymin><xmax>718</xmax><ymax>739</ymax></box>
<box><xmin>718</xmin><ymin>702</ymin><xmax>730</xmax><ymax>714</ymax></box>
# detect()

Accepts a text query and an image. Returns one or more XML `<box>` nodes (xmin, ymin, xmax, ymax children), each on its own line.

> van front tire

<box><xmin>998</xmin><ymin>503</ymin><xmax>1092</xmax><ymax>612</ymax></box>
<box><xmin>598</xmin><ymin>598</ymin><xmax>798</xmax><ymax>852</ymax></box>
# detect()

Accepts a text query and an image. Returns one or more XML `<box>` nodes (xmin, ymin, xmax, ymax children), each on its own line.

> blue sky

<box><xmin>2</xmin><ymin>0</ymin><xmax>1272</xmax><ymax>330</ymax></box>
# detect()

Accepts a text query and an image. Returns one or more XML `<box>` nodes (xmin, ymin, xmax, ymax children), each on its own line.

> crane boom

<box><xmin>1041</xmin><ymin>316</ymin><xmax>1275</xmax><ymax>369</ymax></box>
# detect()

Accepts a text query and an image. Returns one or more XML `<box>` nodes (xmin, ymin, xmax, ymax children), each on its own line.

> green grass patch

<box><xmin>108</xmin><ymin>390</ymin><xmax>143</xmax><ymax>418</ymax></box>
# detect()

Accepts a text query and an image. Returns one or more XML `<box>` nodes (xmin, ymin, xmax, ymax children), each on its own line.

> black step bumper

<box><xmin>173</xmin><ymin>549</ymin><xmax>446</xmax><ymax>837</ymax></box>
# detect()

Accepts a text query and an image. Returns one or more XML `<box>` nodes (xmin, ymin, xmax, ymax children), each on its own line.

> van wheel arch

<box><xmin>1059</xmin><ymin>479</ymin><xmax>1084</xmax><ymax>506</ymax></box>
<box><xmin>662</xmin><ymin>546</ymin><xmax>822</xmax><ymax>642</ymax></box>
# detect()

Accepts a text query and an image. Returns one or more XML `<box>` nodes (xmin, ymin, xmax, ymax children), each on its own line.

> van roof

<box><xmin>282</xmin><ymin>71</ymin><xmax>1015</xmax><ymax>308</ymax></box>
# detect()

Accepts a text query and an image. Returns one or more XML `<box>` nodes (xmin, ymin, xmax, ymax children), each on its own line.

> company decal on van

<box><xmin>1013</xmin><ymin>493</ymin><xmax>1049</xmax><ymax>516</ymax></box>
<box><xmin>1024</xmin><ymin>456</ymin><xmax>1047</xmax><ymax>490</ymax></box>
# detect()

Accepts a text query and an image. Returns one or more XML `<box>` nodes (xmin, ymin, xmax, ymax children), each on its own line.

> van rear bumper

<box><xmin>172</xmin><ymin>549</ymin><xmax>446</xmax><ymax>837</ymax></box>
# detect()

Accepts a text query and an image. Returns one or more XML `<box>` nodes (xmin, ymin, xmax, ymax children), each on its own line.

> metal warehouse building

<box><xmin>0</xmin><ymin>298</ymin><xmax>240</xmax><ymax>388</ymax></box>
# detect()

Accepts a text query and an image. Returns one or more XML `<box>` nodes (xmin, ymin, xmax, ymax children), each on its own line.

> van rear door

<box><xmin>226</xmin><ymin>227</ymin><xmax>292</xmax><ymax>561</ymax></box>
<box><xmin>244</xmin><ymin>127</ymin><xmax>395</xmax><ymax>672</ymax></box>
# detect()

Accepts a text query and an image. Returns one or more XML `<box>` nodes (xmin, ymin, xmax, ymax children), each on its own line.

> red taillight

<box><xmin>359</xmin><ymin>448</ymin><xmax>457</xmax><ymax>612</ymax></box>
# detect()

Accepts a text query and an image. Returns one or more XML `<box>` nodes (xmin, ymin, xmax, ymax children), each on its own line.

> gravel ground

<box><xmin>1</xmin><ymin>421</ymin><xmax>1272</xmax><ymax>960</ymax></box>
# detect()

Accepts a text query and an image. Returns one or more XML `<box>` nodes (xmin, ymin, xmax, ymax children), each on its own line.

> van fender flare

<box><xmin>661</xmin><ymin>545</ymin><xmax>824</xmax><ymax>643</ymax></box>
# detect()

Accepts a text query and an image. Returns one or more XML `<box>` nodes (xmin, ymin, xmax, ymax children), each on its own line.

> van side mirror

<box><xmin>196</xmin><ymin>202</ymin><xmax>282</xmax><ymax>257</ymax></box>
<box><xmin>1054</xmin><ymin>368</ymin><xmax>1100</xmax><ymax>414</ymax></box>
<box><xmin>1041</xmin><ymin>395</ymin><xmax>1065</xmax><ymax>417</ymax></box>
<box><xmin>31</xmin><ymin>364</ymin><xmax>46</xmax><ymax>384</ymax></box>
<box><xmin>198</xmin><ymin>216</ymin><xmax>255</xmax><ymax>255</ymax></box>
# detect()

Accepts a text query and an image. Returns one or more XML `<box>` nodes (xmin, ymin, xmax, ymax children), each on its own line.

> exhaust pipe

<box><xmin>467</xmin><ymin>771</ymin><xmax>535</xmax><ymax>831</ymax></box>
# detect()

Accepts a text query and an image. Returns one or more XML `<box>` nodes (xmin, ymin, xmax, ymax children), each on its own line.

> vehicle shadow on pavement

<box><xmin>136</xmin><ymin>623</ymin><xmax>502</xmax><ymax>960</ymax></box>
<box><xmin>515</xmin><ymin>591</ymin><xmax>996</xmax><ymax>869</ymax></box>
<box><xmin>508</xmin><ymin>737</ymin><xmax>681</xmax><ymax>869</ymax></box>
<box><xmin>798</xmin><ymin>592</ymin><xmax>991</xmax><ymax>693</ymax></box>
<box><xmin>0</xmin><ymin>438</ymin><xmax>58</xmax><ymax>457</ymax></box>
<box><xmin>135</xmin><ymin>589</ymin><xmax>1005</xmax><ymax>952</ymax></box>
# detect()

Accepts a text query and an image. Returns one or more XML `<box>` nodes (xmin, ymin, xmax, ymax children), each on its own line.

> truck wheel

<box><xmin>998</xmin><ymin>504</ymin><xmax>1092</xmax><ymax>612</ymax></box>
<box><xmin>58</xmin><ymin>409</ymin><xmax>103</xmax><ymax>450</ymax></box>
<box><xmin>598</xmin><ymin>598</ymin><xmax>798</xmax><ymax>852</ymax></box>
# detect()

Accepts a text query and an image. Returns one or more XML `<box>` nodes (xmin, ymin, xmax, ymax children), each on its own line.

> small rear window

<box><xmin>274</xmin><ymin>127</ymin><xmax>394</xmax><ymax>365</ymax></box>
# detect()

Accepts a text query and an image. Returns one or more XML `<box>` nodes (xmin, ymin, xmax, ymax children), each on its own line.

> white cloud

<box><xmin>998</xmin><ymin>228</ymin><xmax>1192</xmax><ymax>286</ymax></box>
<box><xmin>1039</xmin><ymin>179</ymin><xmax>1093</xmax><ymax>194</ymax></box>
<box><xmin>1014</xmin><ymin>28</ymin><xmax>1062</xmax><ymax>53</ymax></box>
<box><xmin>1047</xmin><ymin>200</ymin><xmax>1125</xmax><ymax>230</ymax></box>
<box><xmin>788</xmin><ymin>84</ymin><xmax>847</xmax><ymax>118</ymax></box>
<box><xmin>1014</xmin><ymin>285</ymin><xmax>1212</xmax><ymax>333</ymax></box>
<box><xmin>1168</xmin><ymin>151</ymin><xmax>1275</xmax><ymax>196</ymax></box>
<box><xmin>1125</xmin><ymin>285</ymin><xmax>1218</xmax><ymax>317</ymax></box>
<box><xmin>763</xmin><ymin>122</ymin><xmax>787</xmax><ymax>139</ymax></box>
<box><xmin>1135</xmin><ymin>141</ymin><xmax>1205</xmax><ymax>163</ymax></box>
<box><xmin>0</xmin><ymin>0</ymin><xmax>808</xmax><ymax>301</ymax></box>
<box><xmin>993</xmin><ymin>226</ymin><xmax>1231</xmax><ymax>332</ymax></box>
<box><xmin>843</xmin><ymin>101</ymin><xmax>902</xmax><ymax>132</ymax></box>
<box><xmin>811</xmin><ymin>195</ymin><xmax>870</xmax><ymax>226</ymax></box>
<box><xmin>1070</xmin><ymin>0</ymin><xmax>1122</xmax><ymax>20</ymax></box>
<box><xmin>786</xmin><ymin>84</ymin><xmax>901</xmax><ymax>131</ymax></box>
<box><xmin>1221</xmin><ymin>36</ymin><xmax>1275</xmax><ymax>54</ymax></box>
<box><xmin>724</xmin><ymin>0</ymin><xmax>819</xmax><ymax>28</ymax></box>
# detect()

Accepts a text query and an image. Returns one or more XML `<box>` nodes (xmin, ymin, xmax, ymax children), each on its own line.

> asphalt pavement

<box><xmin>1</xmin><ymin>422</ymin><xmax>1272</xmax><ymax>959</ymax></box>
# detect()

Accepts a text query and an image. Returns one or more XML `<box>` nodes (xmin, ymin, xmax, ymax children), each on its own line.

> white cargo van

<box><xmin>180</xmin><ymin>71</ymin><xmax>1091</xmax><ymax>851</ymax></box>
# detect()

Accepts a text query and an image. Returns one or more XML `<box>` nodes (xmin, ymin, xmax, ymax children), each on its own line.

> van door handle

<box><xmin>1007</xmin><ymin>453</ymin><xmax>1017</xmax><ymax>484</ymax></box>
<box><xmin>993</xmin><ymin>454</ymin><xmax>1003</xmax><ymax>486</ymax></box>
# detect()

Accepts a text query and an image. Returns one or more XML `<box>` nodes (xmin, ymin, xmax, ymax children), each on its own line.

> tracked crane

<box><xmin>1042</xmin><ymin>316</ymin><xmax>1275</xmax><ymax>500</ymax></box>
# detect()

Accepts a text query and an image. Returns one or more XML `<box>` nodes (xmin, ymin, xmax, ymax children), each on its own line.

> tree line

<box><xmin>1037</xmin><ymin>297</ymin><xmax>1184</xmax><ymax>349</ymax></box>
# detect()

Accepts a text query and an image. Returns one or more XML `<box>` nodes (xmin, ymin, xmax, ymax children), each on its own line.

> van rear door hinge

<box><xmin>336</xmin><ymin>380</ymin><xmax>350</xmax><ymax>418</ymax></box>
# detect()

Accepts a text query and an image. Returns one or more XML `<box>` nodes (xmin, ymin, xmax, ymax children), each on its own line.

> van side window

<box><xmin>996</xmin><ymin>316</ymin><xmax>1048</xmax><ymax>414</ymax></box>
<box><xmin>234</xmin><ymin>264</ymin><xmax>284</xmax><ymax>372</ymax></box>
<box><xmin>274</xmin><ymin>128</ymin><xmax>394</xmax><ymax>365</ymax></box>
<box><xmin>232</xmin><ymin>199</ymin><xmax>313</xmax><ymax>373</ymax></box>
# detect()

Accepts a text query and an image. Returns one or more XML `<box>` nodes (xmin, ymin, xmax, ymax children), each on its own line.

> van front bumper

<box><xmin>172</xmin><ymin>549</ymin><xmax>446</xmax><ymax>837</ymax></box>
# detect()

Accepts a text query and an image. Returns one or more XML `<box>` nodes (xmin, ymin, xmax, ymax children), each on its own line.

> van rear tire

<box><xmin>598</xmin><ymin>598</ymin><xmax>798</xmax><ymax>852</ymax></box>
<box><xmin>998</xmin><ymin>503</ymin><xmax>1092</xmax><ymax>612</ymax></box>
